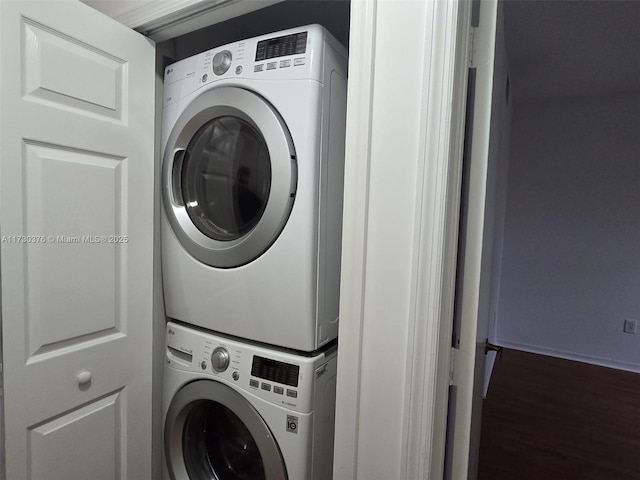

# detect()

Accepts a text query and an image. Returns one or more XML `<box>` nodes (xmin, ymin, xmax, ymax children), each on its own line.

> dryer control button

<box><xmin>211</xmin><ymin>347</ymin><xmax>230</xmax><ymax>372</ymax></box>
<box><xmin>249</xmin><ymin>379</ymin><xmax>259</xmax><ymax>388</ymax></box>
<box><xmin>212</xmin><ymin>50</ymin><xmax>232</xmax><ymax>75</ymax></box>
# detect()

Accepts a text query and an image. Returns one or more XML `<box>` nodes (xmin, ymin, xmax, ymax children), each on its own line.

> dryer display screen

<box><xmin>255</xmin><ymin>32</ymin><xmax>308</xmax><ymax>61</ymax></box>
<box><xmin>251</xmin><ymin>356</ymin><xmax>300</xmax><ymax>387</ymax></box>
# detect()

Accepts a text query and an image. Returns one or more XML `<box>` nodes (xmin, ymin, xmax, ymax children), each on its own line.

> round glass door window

<box><xmin>182</xmin><ymin>116</ymin><xmax>271</xmax><ymax>242</ymax></box>
<box><xmin>162</xmin><ymin>86</ymin><xmax>297</xmax><ymax>268</ymax></box>
<box><xmin>164</xmin><ymin>380</ymin><xmax>288</xmax><ymax>480</ymax></box>
<box><xmin>183</xmin><ymin>400</ymin><xmax>265</xmax><ymax>479</ymax></box>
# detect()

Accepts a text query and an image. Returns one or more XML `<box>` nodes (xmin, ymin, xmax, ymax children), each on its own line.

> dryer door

<box><xmin>163</xmin><ymin>86</ymin><xmax>296</xmax><ymax>268</ymax></box>
<box><xmin>165</xmin><ymin>379</ymin><xmax>288</xmax><ymax>480</ymax></box>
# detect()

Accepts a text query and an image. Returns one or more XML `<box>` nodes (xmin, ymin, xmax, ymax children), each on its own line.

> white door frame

<box><xmin>333</xmin><ymin>0</ymin><xmax>469</xmax><ymax>478</ymax></box>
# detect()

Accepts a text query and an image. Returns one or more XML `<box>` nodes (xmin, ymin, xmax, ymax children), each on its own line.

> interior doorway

<box><xmin>476</xmin><ymin>0</ymin><xmax>640</xmax><ymax>476</ymax></box>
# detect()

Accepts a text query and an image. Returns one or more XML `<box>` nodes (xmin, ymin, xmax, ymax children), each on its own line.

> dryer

<box><xmin>161</xmin><ymin>25</ymin><xmax>348</xmax><ymax>351</ymax></box>
<box><xmin>163</xmin><ymin>321</ymin><xmax>338</xmax><ymax>480</ymax></box>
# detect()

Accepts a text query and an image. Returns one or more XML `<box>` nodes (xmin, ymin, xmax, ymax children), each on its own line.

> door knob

<box><xmin>76</xmin><ymin>370</ymin><xmax>92</xmax><ymax>385</ymax></box>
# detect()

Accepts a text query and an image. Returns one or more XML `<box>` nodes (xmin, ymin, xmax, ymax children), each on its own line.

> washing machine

<box><xmin>161</xmin><ymin>25</ymin><xmax>348</xmax><ymax>352</ymax></box>
<box><xmin>162</xmin><ymin>321</ymin><xmax>338</xmax><ymax>480</ymax></box>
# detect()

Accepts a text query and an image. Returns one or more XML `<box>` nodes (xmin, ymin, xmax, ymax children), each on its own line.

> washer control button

<box><xmin>279</xmin><ymin>59</ymin><xmax>291</xmax><ymax>68</ymax></box>
<box><xmin>212</xmin><ymin>50</ymin><xmax>232</xmax><ymax>75</ymax></box>
<box><xmin>294</xmin><ymin>57</ymin><xmax>305</xmax><ymax>66</ymax></box>
<box><xmin>254</xmin><ymin>64</ymin><xmax>264</xmax><ymax>72</ymax></box>
<box><xmin>200</xmin><ymin>361</ymin><xmax>207</xmax><ymax>370</ymax></box>
<box><xmin>274</xmin><ymin>386</ymin><xmax>284</xmax><ymax>395</ymax></box>
<box><xmin>286</xmin><ymin>389</ymin><xmax>298</xmax><ymax>398</ymax></box>
<box><xmin>261</xmin><ymin>383</ymin><xmax>271</xmax><ymax>392</ymax></box>
<box><xmin>249</xmin><ymin>379</ymin><xmax>259</xmax><ymax>388</ymax></box>
<box><xmin>232</xmin><ymin>371</ymin><xmax>239</xmax><ymax>381</ymax></box>
<box><xmin>211</xmin><ymin>347</ymin><xmax>229</xmax><ymax>372</ymax></box>
<box><xmin>267</xmin><ymin>62</ymin><xmax>277</xmax><ymax>70</ymax></box>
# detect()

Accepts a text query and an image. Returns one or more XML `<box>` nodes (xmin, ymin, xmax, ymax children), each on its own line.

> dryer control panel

<box><xmin>162</xmin><ymin>24</ymin><xmax>347</xmax><ymax>108</ymax></box>
<box><xmin>255</xmin><ymin>31</ymin><xmax>308</xmax><ymax>61</ymax></box>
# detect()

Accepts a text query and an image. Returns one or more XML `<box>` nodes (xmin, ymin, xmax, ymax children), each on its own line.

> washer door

<box><xmin>163</xmin><ymin>86</ymin><xmax>296</xmax><ymax>268</ymax></box>
<box><xmin>165</xmin><ymin>380</ymin><xmax>288</xmax><ymax>480</ymax></box>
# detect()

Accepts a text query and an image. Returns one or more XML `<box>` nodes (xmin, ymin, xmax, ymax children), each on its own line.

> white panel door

<box><xmin>449</xmin><ymin>1</ymin><xmax>498</xmax><ymax>479</ymax></box>
<box><xmin>0</xmin><ymin>1</ymin><xmax>155</xmax><ymax>478</ymax></box>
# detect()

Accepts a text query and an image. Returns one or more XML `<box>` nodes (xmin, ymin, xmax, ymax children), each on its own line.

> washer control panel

<box><xmin>165</xmin><ymin>322</ymin><xmax>336</xmax><ymax>414</ymax></box>
<box><xmin>251</xmin><ymin>354</ymin><xmax>299</xmax><ymax>386</ymax></box>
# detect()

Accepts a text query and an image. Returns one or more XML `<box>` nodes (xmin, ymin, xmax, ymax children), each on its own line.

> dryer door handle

<box><xmin>171</xmin><ymin>148</ymin><xmax>186</xmax><ymax>206</ymax></box>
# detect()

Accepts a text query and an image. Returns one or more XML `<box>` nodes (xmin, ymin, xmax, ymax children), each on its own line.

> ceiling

<box><xmin>503</xmin><ymin>0</ymin><xmax>640</xmax><ymax>103</ymax></box>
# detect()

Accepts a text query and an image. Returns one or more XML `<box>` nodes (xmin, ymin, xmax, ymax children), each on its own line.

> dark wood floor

<box><xmin>477</xmin><ymin>349</ymin><xmax>640</xmax><ymax>480</ymax></box>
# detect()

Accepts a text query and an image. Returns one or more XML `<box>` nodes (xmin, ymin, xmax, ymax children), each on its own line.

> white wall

<box><xmin>497</xmin><ymin>92</ymin><xmax>640</xmax><ymax>371</ymax></box>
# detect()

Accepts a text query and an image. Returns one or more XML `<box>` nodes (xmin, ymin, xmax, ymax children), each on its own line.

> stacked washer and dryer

<box><xmin>161</xmin><ymin>24</ymin><xmax>348</xmax><ymax>480</ymax></box>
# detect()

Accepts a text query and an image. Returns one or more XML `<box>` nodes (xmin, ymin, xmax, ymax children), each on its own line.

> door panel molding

<box><xmin>21</xmin><ymin>16</ymin><xmax>126</xmax><ymax>122</ymax></box>
<box><xmin>28</xmin><ymin>390</ymin><xmax>124</xmax><ymax>480</ymax></box>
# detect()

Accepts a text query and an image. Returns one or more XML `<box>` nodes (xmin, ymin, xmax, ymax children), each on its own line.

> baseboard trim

<box><xmin>497</xmin><ymin>340</ymin><xmax>640</xmax><ymax>374</ymax></box>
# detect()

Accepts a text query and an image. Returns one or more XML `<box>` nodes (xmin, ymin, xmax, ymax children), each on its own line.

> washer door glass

<box><xmin>182</xmin><ymin>116</ymin><xmax>271</xmax><ymax>242</ymax></box>
<box><xmin>183</xmin><ymin>400</ymin><xmax>265</xmax><ymax>479</ymax></box>
<box><xmin>165</xmin><ymin>380</ymin><xmax>288</xmax><ymax>480</ymax></box>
